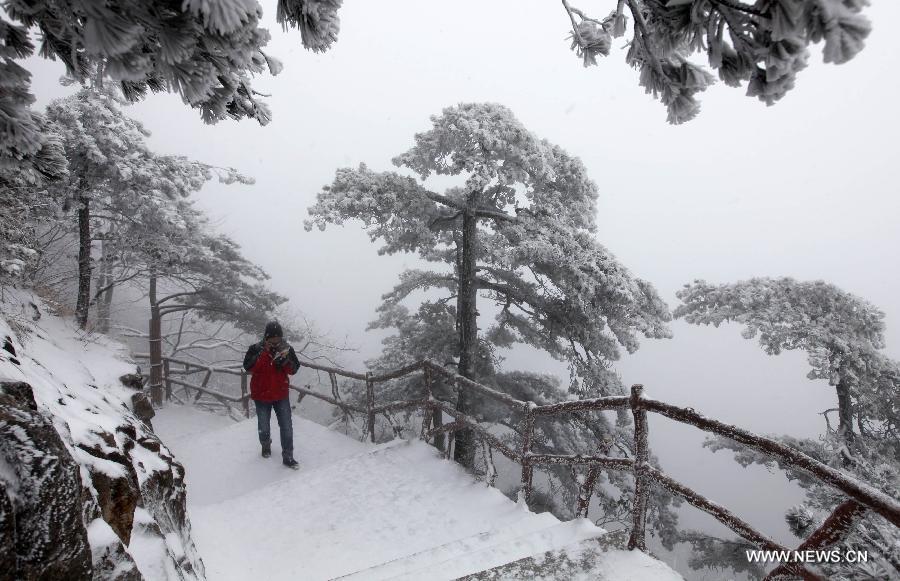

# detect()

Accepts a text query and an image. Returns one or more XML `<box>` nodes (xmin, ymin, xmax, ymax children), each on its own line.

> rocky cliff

<box><xmin>0</xmin><ymin>293</ymin><xmax>204</xmax><ymax>580</ymax></box>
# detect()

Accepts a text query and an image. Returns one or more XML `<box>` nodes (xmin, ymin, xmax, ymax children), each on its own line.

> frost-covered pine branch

<box><xmin>2</xmin><ymin>1</ymin><xmax>344</xmax><ymax>174</ymax></box>
<box><xmin>561</xmin><ymin>0</ymin><xmax>871</xmax><ymax>123</ymax></box>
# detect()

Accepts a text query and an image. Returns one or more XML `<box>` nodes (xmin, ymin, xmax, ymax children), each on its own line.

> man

<box><xmin>243</xmin><ymin>320</ymin><xmax>302</xmax><ymax>469</ymax></box>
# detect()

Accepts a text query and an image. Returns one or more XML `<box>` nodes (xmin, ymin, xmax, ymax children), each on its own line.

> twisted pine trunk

<box><xmin>836</xmin><ymin>380</ymin><xmax>855</xmax><ymax>442</ymax></box>
<box><xmin>148</xmin><ymin>271</ymin><xmax>164</xmax><ymax>406</ymax></box>
<box><xmin>75</xmin><ymin>191</ymin><xmax>92</xmax><ymax>329</ymax></box>
<box><xmin>454</xmin><ymin>206</ymin><xmax>478</xmax><ymax>468</ymax></box>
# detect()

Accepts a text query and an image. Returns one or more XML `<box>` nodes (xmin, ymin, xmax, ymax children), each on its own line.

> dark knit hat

<box><xmin>264</xmin><ymin>320</ymin><xmax>283</xmax><ymax>339</ymax></box>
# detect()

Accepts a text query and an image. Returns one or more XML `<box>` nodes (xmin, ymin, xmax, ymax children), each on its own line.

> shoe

<box><xmin>283</xmin><ymin>458</ymin><xmax>299</xmax><ymax>470</ymax></box>
<box><xmin>261</xmin><ymin>443</ymin><xmax>271</xmax><ymax>458</ymax></box>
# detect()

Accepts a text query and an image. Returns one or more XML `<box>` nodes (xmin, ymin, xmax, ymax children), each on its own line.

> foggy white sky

<box><xmin>26</xmin><ymin>1</ymin><xmax>900</xmax><ymax>575</ymax></box>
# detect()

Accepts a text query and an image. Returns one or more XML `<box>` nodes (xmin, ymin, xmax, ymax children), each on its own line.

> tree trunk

<box><xmin>454</xmin><ymin>206</ymin><xmax>478</xmax><ymax>468</ymax></box>
<box><xmin>75</xmin><ymin>193</ymin><xmax>92</xmax><ymax>329</ymax></box>
<box><xmin>835</xmin><ymin>379</ymin><xmax>855</xmax><ymax>443</ymax></box>
<box><xmin>148</xmin><ymin>271</ymin><xmax>164</xmax><ymax>406</ymax></box>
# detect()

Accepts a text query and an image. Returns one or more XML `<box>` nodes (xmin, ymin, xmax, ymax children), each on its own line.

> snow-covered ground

<box><xmin>155</xmin><ymin>405</ymin><xmax>684</xmax><ymax>580</ymax></box>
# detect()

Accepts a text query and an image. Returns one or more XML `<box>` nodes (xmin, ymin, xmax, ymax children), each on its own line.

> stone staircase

<box><xmin>154</xmin><ymin>406</ymin><xmax>683</xmax><ymax>581</ymax></box>
<box><xmin>336</xmin><ymin>518</ymin><xmax>602</xmax><ymax>580</ymax></box>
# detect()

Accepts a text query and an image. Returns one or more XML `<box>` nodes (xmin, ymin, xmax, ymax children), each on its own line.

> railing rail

<box><xmin>133</xmin><ymin>353</ymin><xmax>900</xmax><ymax>580</ymax></box>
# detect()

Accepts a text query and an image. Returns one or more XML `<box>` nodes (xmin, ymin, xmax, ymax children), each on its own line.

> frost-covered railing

<box><xmin>135</xmin><ymin>354</ymin><xmax>900</xmax><ymax>580</ymax></box>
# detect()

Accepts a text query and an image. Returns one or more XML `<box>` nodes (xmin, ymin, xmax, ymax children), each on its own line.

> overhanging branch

<box><xmin>157</xmin><ymin>290</ymin><xmax>204</xmax><ymax>305</ymax></box>
<box><xmin>158</xmin><ymin>305</ymin><xmax>234</xmax><ymax>317</ymax></box>
<box><xmin>423</xmin><ymin>190</ymin><xmax>517</xmax><ymax>223</ymax></box>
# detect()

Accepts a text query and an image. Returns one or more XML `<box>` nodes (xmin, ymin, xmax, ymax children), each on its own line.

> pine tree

<box><xmin>0</xmin><ymin>20</ymin><xmax>67</xmax><ymax>281</ymax></box>
<box><xmin>43</xmin><ymin>88</ymin><xmax>156</xmax><ymax>328</ymax></box>
<box><xmin>306</xmin><ymin>103</ymin><xmax>679</xmax><ymax>541</ymax></box>
<box><xmin>675</xmin><ymin>277</ymin><xmax>894</xmax><ymax>451</ymax></box>
<box><xmin>43</xmin><ymin>87</ymin><xmax>256</xmax><ymax>329</ymax></box>
<box><xmin>308</xmin><ymin>103</ymin><xmax>672</xmax><ymax>397</ymax></box>
<box><xmin>674</xmin><ymin>277</ymin><xmax>900</xmax><ymax>578</ymax></box>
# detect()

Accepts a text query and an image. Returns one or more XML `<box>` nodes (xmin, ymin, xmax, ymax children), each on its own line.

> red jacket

<box><xmin>245</xmin><ymin>344</ymin><xmax>299</xmax><ymax>402</ymax></box>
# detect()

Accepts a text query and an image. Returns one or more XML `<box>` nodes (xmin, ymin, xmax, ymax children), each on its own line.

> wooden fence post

<box><xmin>520</xmin><ymin>403</ymin><xmax>535</xmax><ymax>506</ymax></box>
<box><xmin>628</xmin><ymin>384</ymin><xmax>649</xmax><ymax>551</ymax></box>
<box><xmin>366</xmin><ymin>372</ymin><xmax>375</xmax><ymax>443</ymax></box>
<box><xmin>162</xmin><ymin>358</ymin><xmax>172</xmax><ymax>401</ymax></box>
<box><xmin>240</xmin><ymin>370</ymin><xmax>250</xmax><ymax>418</ymax></box>
<box><xmin>432</xmin><ymin>407</ymin><xmax>445</xmax><ymax>453</ymax></box>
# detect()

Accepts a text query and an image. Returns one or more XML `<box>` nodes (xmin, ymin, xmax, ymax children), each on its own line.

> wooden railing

<box><xmin>134</xmin><ymin>354</ymin><xmax>900</xmax><ymax>580</ymax></box>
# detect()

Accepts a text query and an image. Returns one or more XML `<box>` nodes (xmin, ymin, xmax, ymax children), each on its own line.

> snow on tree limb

<box><xmin>561</xmin><ymin>0</ymin><xmax>872</xmax><ymax>123</ymax></box>
<box><xmin>674</xmin><ymin>277</ymin><xmax>897</xmax><ymax>442</ymax></box>
<box><xmin>2</xmin><ymin>0</ymin><xmax>876</xmax><ymax>178</ymax></box>
<box><xmin>276</xmin><ymin>0</ymin><xmax>342</xmax><ymax>52</ymax></box>
<box><xmin>2</xmin><ymin>0</ymin><xmax>345</xmax><ymax>173</ymax></box>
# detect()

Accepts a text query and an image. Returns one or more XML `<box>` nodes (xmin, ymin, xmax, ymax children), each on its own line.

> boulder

<box><xmin>0</xmin><ymin>486</ymin><xmax>16</xmax><ymax>578</ymax></box>
<box><xmin>118</xmin><ymin>374</ymin><xmax>146</xmax><ymax>391</ymax></box>
<box><xmin>87</xmin><ymin>468</ymin><xmax>141</xmax><ymax>547</ymax></box>
<box><xmin>0</xmin><ymin>381</ymin><xmax>92</xmax><ymax>580</ymax></box>
<box><xmin>131</xmin><ymin>391</ymin><xmax>155</xmax><ymax>428</ymax></box>
<box><xmin>76</xmin><ymin>431</ymin><xmax>142</xmax><ymax>547</ymax></box>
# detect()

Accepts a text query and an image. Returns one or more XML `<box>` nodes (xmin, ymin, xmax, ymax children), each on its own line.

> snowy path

<box><xmin>155</xmin><ymin>405</ymin><xmax>682</xmax><ymax>580</ymax></box>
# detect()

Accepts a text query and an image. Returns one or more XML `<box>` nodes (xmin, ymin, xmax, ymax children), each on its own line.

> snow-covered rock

<box><xmin>0</xmin><ymin>290</ymin><xmax>204</xmax><ymax>580</ymax></box>
<box><xmin>0</xmin><ymin>379</ymin><xmax>93</xmax><ymax>579</ymax></box>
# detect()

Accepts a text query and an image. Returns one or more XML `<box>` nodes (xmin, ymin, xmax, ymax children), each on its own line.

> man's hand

<box><xmin>272</xmin><ymin>342</ymin><xmax>292</xmax><ymax>368</ymax></box>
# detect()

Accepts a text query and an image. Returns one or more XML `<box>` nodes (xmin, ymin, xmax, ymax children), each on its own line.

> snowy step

<box><xmin>380</xmin><ymin>519</ymin><xmax>608</xmax><ymax>581</ymax></box>
<box><xmin>459</xmin><ymin>536</ymin><xmax>684</xmax><ymax>581</ymax></box>
<box><xmin>333</xmin><ymin>513</ymin><xmax>560</xmax><ymax>580</ymax></box>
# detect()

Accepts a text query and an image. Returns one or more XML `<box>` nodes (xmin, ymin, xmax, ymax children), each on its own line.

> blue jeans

<box><xmin>255</xmin><ymin>398</ymin><xmax>294</xmax><ymax>460</ymax></box>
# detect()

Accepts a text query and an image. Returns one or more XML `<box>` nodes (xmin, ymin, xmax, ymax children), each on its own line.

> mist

<box><xmin>23</xmin><ymin>1</ymin><xmax>900</xmax><ymax>578</ymax></box>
